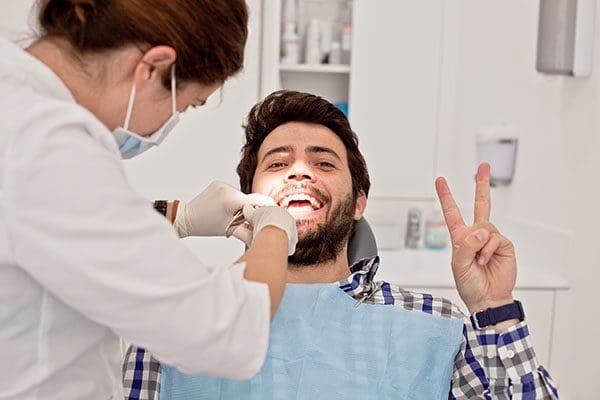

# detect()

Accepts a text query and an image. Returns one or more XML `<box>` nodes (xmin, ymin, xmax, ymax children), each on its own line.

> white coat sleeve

<box><xmin>3</xmin><ymin>103</ymin><xmax>270</xmax><ymax>379</ymax></box>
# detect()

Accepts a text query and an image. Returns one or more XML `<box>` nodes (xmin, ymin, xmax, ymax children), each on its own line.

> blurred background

<box><xmin>2</xmin><ymin>1</ymin><xmax>599</xmax><ymax>397</ymax></box>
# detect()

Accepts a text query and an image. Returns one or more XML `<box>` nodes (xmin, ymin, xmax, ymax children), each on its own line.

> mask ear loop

<box><xmin>124</xmin><ymin>61</ymin><xmax>176</xmax><ymax>130</ymax></box>
<box><xmin>171</xmin><ymin>64</ymin><xmax>177</xmax><ymax>114</ymax></box>
<box><xmin>122</xmin><ymin>82</ymin><xmax>137</xmax><ymax>130</ymax></box>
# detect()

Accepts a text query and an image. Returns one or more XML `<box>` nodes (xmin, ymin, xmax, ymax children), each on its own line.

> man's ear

<box><xmin>353</xmin><ymin>191</ymin><xmax>367</xmax><ymax>220</ymax></box>
<box><xmin>133</xmin><ymin>45</ymin><xmax>176</xmax><ymax>90</ymax></box>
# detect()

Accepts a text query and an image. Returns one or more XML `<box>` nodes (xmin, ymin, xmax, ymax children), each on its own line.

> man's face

<box><xmin>251</xmin><ymin>122</ymin><xmax>366</xmax><ymax>264</ymax></box>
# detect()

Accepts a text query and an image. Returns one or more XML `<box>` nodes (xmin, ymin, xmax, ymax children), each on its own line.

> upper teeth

<box><xmin>280</xmin><ymin>194</ymin><xmax>322</xmax><ymax>209</ymax></box>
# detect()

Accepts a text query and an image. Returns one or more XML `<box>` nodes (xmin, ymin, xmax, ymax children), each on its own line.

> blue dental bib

<box><xmin>161</xmin><ymin>284</ymin><xmax>463</xmax><ymax>399</ymax></box>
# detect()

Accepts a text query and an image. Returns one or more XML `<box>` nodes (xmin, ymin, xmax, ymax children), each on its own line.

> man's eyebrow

<box><xmin>306</xmin><ymin>146</ymin><xmax>341</xmax><ymax>161</ymax></box>
<box><xmin>261</xmin><ymin>145</ymin><xmax>294</xmax><ymax>161</ymax></box>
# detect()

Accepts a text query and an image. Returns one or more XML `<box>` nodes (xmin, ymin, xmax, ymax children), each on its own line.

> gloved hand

<box><xmin>238</xmin><ymin>204</ymin><xmax>298</xmax><ymax>256</ymax></box>
<box><xmin>173</xmin><ymin>181</ymin><xmax>276</xmax><ymax>238</ymax></box>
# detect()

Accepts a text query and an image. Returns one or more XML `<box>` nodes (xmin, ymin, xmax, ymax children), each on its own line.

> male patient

<box><xmin>123</xmin><ymin>91</ymin><xmax>558</xmax><ymax>399</ymax></box>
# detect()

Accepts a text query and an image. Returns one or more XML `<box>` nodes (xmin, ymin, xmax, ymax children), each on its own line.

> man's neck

<box><xmin>287</xmin><ymin>246</ymin><xmax>351</xmax><ymax>284</ymax></box>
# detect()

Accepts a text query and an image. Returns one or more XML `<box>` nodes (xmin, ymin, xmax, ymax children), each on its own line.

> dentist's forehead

<box><xmin>258</xmin><ymin>122</ymin><xmax>347</xmax><ymax>162</ymax></box>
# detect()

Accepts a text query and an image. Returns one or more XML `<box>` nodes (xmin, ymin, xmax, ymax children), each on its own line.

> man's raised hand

<box><xmin>435</xmin><ymin>163</ymin><xmax>517</xmax><ymax>316</ymax></box>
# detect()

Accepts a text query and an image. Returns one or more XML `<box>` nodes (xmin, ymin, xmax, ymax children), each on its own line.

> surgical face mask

<box><xmin>113</xmin><ymin>65</ymin><xmax>180</xmax><ymax>159</ymax></box>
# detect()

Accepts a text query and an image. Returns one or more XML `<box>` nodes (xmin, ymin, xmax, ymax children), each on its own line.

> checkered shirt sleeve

<box><xmin>122</xmin><ymin>345</ymin><xmax>161</xmax><ymax>400</ymax></box>
<box><xmin>449</xmin><ymin>321</ymin><xmax>559</xmax><ymax>399</ymax></box>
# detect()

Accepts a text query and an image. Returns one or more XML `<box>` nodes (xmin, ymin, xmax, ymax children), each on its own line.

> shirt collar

<box><xmin>337</xmin><ymin>255</ymin><xmax>380</xmax><ymax>297</ymax></box>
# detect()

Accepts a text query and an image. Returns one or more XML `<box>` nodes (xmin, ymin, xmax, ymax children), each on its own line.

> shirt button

<box><xmin>506</xmin><ymin>349</ymin><xmax>515</xmax><ymax>358</ymax></box>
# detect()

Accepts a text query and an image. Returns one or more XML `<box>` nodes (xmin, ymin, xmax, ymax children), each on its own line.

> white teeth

<box><xmin>279</xmin><ymin>193</ymin><xmax>322</xmax><ymax>210</ymax></box>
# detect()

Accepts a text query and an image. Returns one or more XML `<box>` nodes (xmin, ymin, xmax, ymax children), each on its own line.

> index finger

<box><xmin>435</xmin><ymin>177</ymin><xmax>465</xmax><ymax>240</ymax></box>
<box><xmin>474</xmin><ymin>163</ymin><xmax>491</xmax><ymax>223</ymax></box>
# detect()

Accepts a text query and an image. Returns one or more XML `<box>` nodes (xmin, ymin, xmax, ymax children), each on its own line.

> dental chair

<box><xmin>347</xmin><ymin>217</ymin><xmax>378</xmax><ymax>265</ymax></box>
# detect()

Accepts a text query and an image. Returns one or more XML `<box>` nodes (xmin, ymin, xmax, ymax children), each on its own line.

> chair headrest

<box><xmin>347</xmin><ymin>217</ymin><xmax>378</xmax><ymax>265</ymax></box>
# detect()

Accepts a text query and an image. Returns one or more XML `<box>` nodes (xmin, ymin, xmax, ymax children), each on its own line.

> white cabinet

<box><xmin>348</xmin><ymin>1</ymin><xmax>445</xmax><ymax>198</ymax></box>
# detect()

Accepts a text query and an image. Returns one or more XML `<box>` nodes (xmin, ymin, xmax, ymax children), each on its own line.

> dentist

<box><xmin>0</xmin><ymin>0</ymin><xmax>297</xmax><ymax>399</ymax></box>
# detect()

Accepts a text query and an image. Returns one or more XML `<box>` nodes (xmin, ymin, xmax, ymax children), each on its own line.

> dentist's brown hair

<box><xmin>37</xmin><ymin>0</ymin><xmax>248</xmax><ymax>87</ymax></box>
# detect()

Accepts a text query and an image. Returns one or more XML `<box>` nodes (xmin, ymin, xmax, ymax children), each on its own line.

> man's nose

<box><xmin>286</xmin><ymin>162</ymin><xmax>314</xmax><ymax>182</ymax></box>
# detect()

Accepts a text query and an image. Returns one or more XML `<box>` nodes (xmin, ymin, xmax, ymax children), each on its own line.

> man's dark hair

<box><xmin>236</xmin><ymin>90</ymin><xmax>370</xmax><ymax>199</ymax></box>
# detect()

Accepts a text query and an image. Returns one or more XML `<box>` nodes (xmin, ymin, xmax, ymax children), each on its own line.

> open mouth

<box><xmin>277</xmin><ymin>192</ymin><xmax>325</xmax><ymax>218</ymax></box>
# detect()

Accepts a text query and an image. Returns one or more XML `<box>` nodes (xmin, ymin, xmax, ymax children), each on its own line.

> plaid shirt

<box><xmin>123</xmin><ymin>256</ymin><xmax>558</xmax><ymax>399</ymax></box>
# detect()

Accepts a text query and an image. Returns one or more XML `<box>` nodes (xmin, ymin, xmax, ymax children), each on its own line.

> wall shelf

<box><xmin>261</xmin><ymin>0</ymin><xmax>354</xmax><ymax>106</ymax></box>
<box><xmin>279</xmin><ymin>63</ymin><xmax>351</xmax><ymax>73</ymax></box>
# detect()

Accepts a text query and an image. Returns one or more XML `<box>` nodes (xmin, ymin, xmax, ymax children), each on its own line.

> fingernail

<box><xmin>478</xmin><ymin>255</ymin><xmax>486</xmax><ymax>265</ymax></box>
<box><xmin>476</xmin><ymin>230</ymin><xmax>487</xmax><ymax>242</ymax></box>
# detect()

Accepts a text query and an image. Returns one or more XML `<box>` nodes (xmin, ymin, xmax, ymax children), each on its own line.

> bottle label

<box><xmin>342</xmin><ymin>23</ymin><xmax>352</xmax><ymax>50</ymax></box>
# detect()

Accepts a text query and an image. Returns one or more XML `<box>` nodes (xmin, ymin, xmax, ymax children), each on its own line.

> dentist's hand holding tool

<box><xmin>435</xmin><ymin>163</ymin><xmax>517</xmax><ymax>321</ymax></box>
<box><xmin>174</xmin><ymin>181</ymin><xmax>277</xmax><ymax>238</ymax></box>
<box><xmin>239</xmin><ymin>204</ymin><xmax>298</xmax><ymax>256</ymax></box>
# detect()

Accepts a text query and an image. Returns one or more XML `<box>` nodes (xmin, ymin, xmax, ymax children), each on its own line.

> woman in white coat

<box><xmin>0</xmin><ymin>0</ymin><xmax>297</xmax><ymax>398</ymax></box>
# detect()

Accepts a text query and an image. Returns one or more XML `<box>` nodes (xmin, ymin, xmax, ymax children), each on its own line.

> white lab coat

<box><xmin>0</xmin><ymin>38</ymin><xmax>270</xmax><ymax>399</ymax></box>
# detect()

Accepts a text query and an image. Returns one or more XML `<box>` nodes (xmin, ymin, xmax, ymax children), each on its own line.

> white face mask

<box><xmin>113</xmin><ymin>65</ymin><xmax>180</xmax><ymax>159</ymax></box>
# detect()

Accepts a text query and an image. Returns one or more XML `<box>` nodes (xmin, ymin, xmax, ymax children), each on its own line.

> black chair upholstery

<box><xmin>347</xmin><ymin>217</ymin><xmax>378</xmax><ymax>265</ymax></box>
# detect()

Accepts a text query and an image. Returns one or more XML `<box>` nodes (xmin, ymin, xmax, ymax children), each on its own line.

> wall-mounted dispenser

<box><xmin>476</xmin><ymin>123</ymin><xmax>519</xmax><ymax>187</ymax></box>
<box><xmin>536</xmin><ymin>0</ymin><xmax>596</xmax><ymax>77</ymax></box>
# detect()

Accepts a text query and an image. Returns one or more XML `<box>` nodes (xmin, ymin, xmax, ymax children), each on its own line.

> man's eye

<box><xmin>317</xmin><ymin>161</ymin><xmax>335</xmax><ymax>169</ymax></box>
<box><xmin>268</xmin><ymin>162</ymin><xmax>287</xmax><ymax>169</ymax></box>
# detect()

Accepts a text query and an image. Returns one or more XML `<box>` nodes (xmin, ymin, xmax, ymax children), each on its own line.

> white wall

<box><xmin>0</xmin><ymin>0</ymin><xmax>36</xmax><ymax>42</ymax></box>
<box><xmin>445</xmin><ymin>2</ymin><xmax>600</xmax><ymax>398</ymax></box>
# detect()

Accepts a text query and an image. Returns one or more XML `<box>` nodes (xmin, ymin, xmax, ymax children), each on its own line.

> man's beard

<box><xmin>288</xmin><ymin>194</ymin><xmax>356</xmax><ymax>266</ymax></box>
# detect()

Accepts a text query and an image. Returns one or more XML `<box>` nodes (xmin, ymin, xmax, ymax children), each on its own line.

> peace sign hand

<box><xmin>435</xmin><ymin>163</ymin><xmax>517</xmax><ymax>315</ymax></box>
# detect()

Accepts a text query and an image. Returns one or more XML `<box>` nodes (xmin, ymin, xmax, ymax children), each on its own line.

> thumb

<box><xmin>242</xmin><ymin>203</ymin><xmax>257</xmax><ymax>223</ymax></box>
<box><xmin>453</xmin><ymin>229</ymin><xmax>490</xmax><ymax>269</ymax></box>
<box><xmin>231</xmin><ymin>223</ymin><xmax>253</xmax><ymax>246</ymax></box>
<box><xmin>173</xmin><ymin>201</ymin><xmax>189</xmax><ymax>238</ymax></box>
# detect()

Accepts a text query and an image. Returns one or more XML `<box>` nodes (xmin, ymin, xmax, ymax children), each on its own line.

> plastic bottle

<box><xmin>320</xmin><ymin>19</ymin><xmax>333</xmax><ymax>63</ymax></box>
<box><xmin>281</xmin><ymin>23</ymin><xmax>299</xmax><ymax>64</ymax></box>
<box><xmin>305</xmin><ymin>19</ymin><xmax>322</xmax><ymax>64</ymax></box>
<box><xmin>424</xmin><ymin>206</ymin><xmax>449</xmax><ymax>250</ymax></box>
<box><xmin>281</xmin><ymin>0</ymin><xmax>299</xmax><ymax>64</ymax></box>
<box><xmin>329</xmin><ymin>41</ymin><xmax>342</xmax><ymax>64</ymax></box>
<box><xmin>340</xmin><ymin>1</ymin><xmax>352</xmax><ymax>64</ymax></box>
<box><xmin>404</xmin><ymin>208</ymin><xmax>422</xmax><ymax>249</ymax></box>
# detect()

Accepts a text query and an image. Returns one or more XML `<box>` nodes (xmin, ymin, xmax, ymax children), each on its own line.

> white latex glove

<box><xmin>173</xmin><ymin>181</ymin><xmax>276</xmax><ymax>238</ymax></box>
<box><xmin>241</xmin><ymin>204</ymin><xmax>298</xmax><ymax>256</ymax></box>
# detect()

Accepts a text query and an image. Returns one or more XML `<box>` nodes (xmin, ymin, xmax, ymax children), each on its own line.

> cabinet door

<box><xmin>349</xmin><ymin>1</ymin><xmax>444</xmax><ymax>198</ymax></box>
<box><xmin>408</xmin><ymin>287</ymin><xmax>554</xmax><ymax>367</ymax></box>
